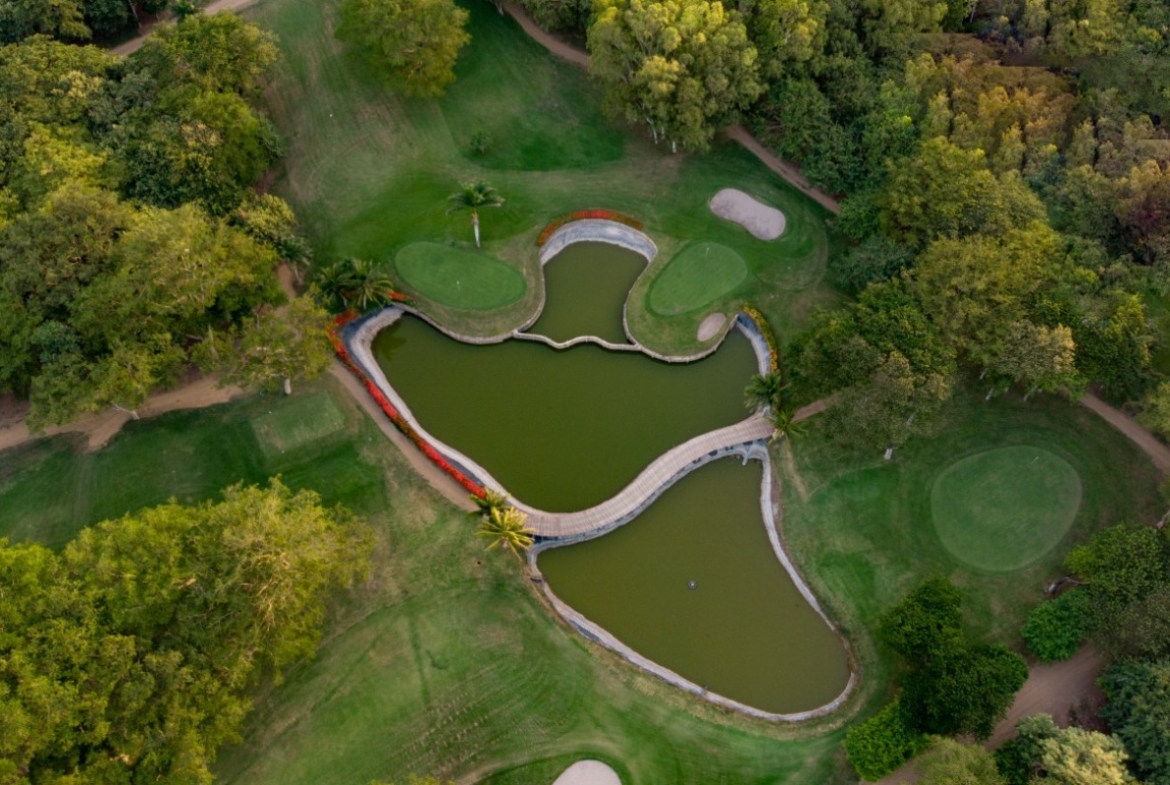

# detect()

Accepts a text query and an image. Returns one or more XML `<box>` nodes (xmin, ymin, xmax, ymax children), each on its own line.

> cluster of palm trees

<box><xmin>471</xmin><ymin>489</ymin><xmax>535</xmax><ymax>557</ymax></box>
<box><xmin>744</xmin><ymin>371</ymin><xmax>806</xmax><ymax>440</ymax></box>
<box><xmin>315</xmin><ymin>257</ymin><xmax>399</xmax><ymax>312</ymax></box>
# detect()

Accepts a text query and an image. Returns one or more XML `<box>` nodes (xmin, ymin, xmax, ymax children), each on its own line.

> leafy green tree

<box><xmin>988</xmin><ymin>321</ymin><xmax>1081</xmax><ymax>400</ymax></box>
<box><xmin>881</xmin><ymin>576</ymin><xmax>964</xmax><ymax>662</ymax></box>
<box><xmin>1021</xmin><ymin>589</ymin><xmax>1095</xmax><ymax>662</ymax></box>
<box><xmin>1041</xmin><ymin>726</ymin><xmax>1136</xmax><ymax>785</ymax></box>
<box><xmin>1065</xmin><ymin>523</ymin><xmax>1168</xmax><ymax>617</ymax></box>
<box><xmin>996</xmin><ymin>713</ymin><xmax>1062</xmax><ymax>785</ymax></box>
<box><xmin>830</xmin><ymin>234</ymin><xmax>916</xmax><ymax>294</ymax></box>
<box><xmin>336</xmin><ymin>0</ymin><xmax>470</xmax><ymax>97</ymax></box>
<box><xmin>859</xmin><ymin>0</ymin><xmax>946</xmax><ymax>56</ymax></box>
<box><xmin>589</xmin><ymin>0</ymin><xmax>762</xmax><ymax>152</ymax></box>
<box><xmin>917</xmin><ymin>738</ymin><xmax>1006</xmax><ymax>785</ymax></box>
<box><xmin>877</xmin><ymin>137</ymin><xmax>1046</xmax><ymax>249</ymax></box>
<box><xmin>743</xmin><ymin>0</ymin><xmax>826</xmax><ymax>79</ymax></box>
<box><xmin>1112</xmin><ymin>585</ymin><xmax>1170</xmax><ymax>660</ymax></box>
<box><xmin>517</xmin><ymin>0</ymin><xmax>591</xmax><ymax>32</ymax></box>
<box><xmin>844</xmin><ymin>698</ymin><xmax>930</xmax><ymax>781</ymax></box>
<box><xmin>198</xmin><ymin>296</ymin><xmax>333</xmax><ymax>395</ymax></box>
<box><xmin>1139</xmin><ymin>381</ymin><xmax>1170</xmax><ymax>440</ymax></box>
<box><xmin>1099</xmin><ymin>658</ymin><xmax>1170</xmax><ymax>785</ymax></box>
<box><xmin>0</xmin><ymin>0</ymin><xmax>88</xmax><ymax>42</ymax></box>
<box><xmin>0</xmin><ymin>480</ymin><xmax>373</xmax><ymax>785</ymax></box>
<box><xmin>476</xmin><ymin>505</ymin><xmax>535</xmax><ymax>557</ymax></box>
<box><xmin>130</xmin><ymin>12</ymin><xmax>280</xmax><ymax>98</ymax></box>
<box><xmin>446</xmin><ymin>181</ymin><xmax>503</xmax><ymax>248</ymax></box>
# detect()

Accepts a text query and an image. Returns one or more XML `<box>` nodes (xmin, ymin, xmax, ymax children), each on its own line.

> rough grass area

<box><xmin>779</xmin><ymin>390</ymin><xmax>1161</xmax><ymax>657</ymax></box>
<box><xmin>647</xmin><ymin>241</ymin><xmax>749</xmax><ymax>316</ymax></box>
<box><xmin>396</xmin><ymin>242</ymin><xmax>527</xmax><ymax>310</ymax></box>
<box><xmin>248</xmin><ymin>0</ymin><xmax>841</xmax><ymax>353</ymax></box>
<box><xmin>0</xmin><ymin>380</ymin><xmax>386</xmax><ymax>550</ymax></box>
<box><xmin>931</xmin><ymin>446</ymin><xmax>1082</xmax><ymax>572</ymax></box>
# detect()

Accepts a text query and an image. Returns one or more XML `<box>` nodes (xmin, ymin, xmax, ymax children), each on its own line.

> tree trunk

<box><xmin>472</xmin><ymin>213</ymin><xmax>481</xmax><ymax>248</ymax></box>
<box><xmin>283</xmin><ymin>377</ymin><xmax>292</xmax><ymax>395</ymax></box>
<box><xmin>883</xmin><ymin>445</ymin><xmax>895</xmax><ymax>461</ymax></box>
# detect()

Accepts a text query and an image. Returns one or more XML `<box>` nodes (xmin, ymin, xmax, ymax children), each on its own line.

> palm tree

<box><xmin>469</xmin><ymin>488</ymin><xmax>509</xmax><ymax>519</ymax></box>
<box><xmin>316</xmin><ymin>258</ymin><xmax>398</xmax><ymax>312</ymax></box>
<box><xmin>768</xmin><ymin>407</ymin><xmax>807</xmax><ymax>441</ymax></box>
<box><xmin>446</xmin><ymin>181</ymin><xmax>504</xmax><ymax>248</ymax></box>
<box><xmin>744</xmin><ymin>371</ymin><xmax>786</xmax><ymax>413</ymax></box>
<box><xmin>476</xmin><ymin>505</ymin><xmax>535</xmax><ymax>557</ymax></box>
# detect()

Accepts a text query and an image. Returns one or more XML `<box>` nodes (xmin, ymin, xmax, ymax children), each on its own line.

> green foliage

<box><xmin>829</xmin><ymin>234</ymin><xmax>915</xmax><ymax>294</ymax></box>
<box><xmin>1041</xmin><ymin>727</ymin><xmax>1135</xmax><ymax>785</ymax></box>
<box><xmin>0</xmin><ymin>480</ymin><xmax>373</xmax><ymax>785</ymax></box>
<box><xmin>1021</xmin><ymin>589</ymin><xmax>1095</xmax><ymax>662</ymax></box>
<box><xmin>1065</xmin><ymin>523</ymin><xmax>1169</xmax><ymax>613</ymax></box>
<box><xmin>336</xmin><ymin>0</ymin><xmax>470</xmax><ymax>97</ymax></box>
<box><xmin>882</xmin><ymin>578</ymin><xmax>1028</xmax><ymax>739</ymax></box>
<box><xmin>917</xmin><ymin>738</ymin><xmax>1006</xmax><ymax>785</ymax></box>
<box><xmin>516</xmin><ymin>0</ymin><xmax>591</xmax><ymax>32</ymax></box>
<box><xmin>0</xmin><ymin>0</ymin><xmax>88</xmax><ymax>42</ymax></box>
<box><xmin>1099</xmin><ymin>658</ymin><xmax>1170</xmax><ymax>785</ymax></box>
<box><xmin>475</xmin><ymin>504</ymin><xmax>534</xmax><ymax>557</ymax></box>
<box><xmin>844</xmin><ymin>698</ymin><xmax>930</xmax><ymax>781</ymax></box>
<box><xmin>588</xmin><ymin>0</ymin><xmax>762</xmax><ymax>151</ymax></box>
<box><xmin>996</xmin><ymin>713</ymin><xmax>1062</xmax><ymax>785</ymax></box>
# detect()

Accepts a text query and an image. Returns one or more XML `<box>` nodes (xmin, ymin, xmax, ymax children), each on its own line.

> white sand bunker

<box><xmin>551</xmin><ymin>760</ymin><xmax>622</xmax><ymax>785</ymax></box>
<box><xmin>709</xmin><ymin>188</ymin><xmax>786</xmax><ymax>240</ymax></box>
<box><xmin>697</xmin><ymin>312</ymin><xmax>727</xmax><ymax>341</ymax></box>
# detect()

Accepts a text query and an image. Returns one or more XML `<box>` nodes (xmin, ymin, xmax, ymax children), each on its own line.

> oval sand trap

<box><xmin>931</xmin><ymin>446</ymin><xmax>1082</xmax><ymax>572</ymax></box>
<box><xmin>709</xmin><ymin>188</ymin><xmax>786</xmax><ymax>240</ymax></box>
<box><xmin>551</xmin><ymin>760</ymin><xmax>621</xmax><ymax>785</ymax></box>
<box><xmin>697</xmin><ymin>312</ymin><xmax>727</xmax><ymax>341</ymax></box>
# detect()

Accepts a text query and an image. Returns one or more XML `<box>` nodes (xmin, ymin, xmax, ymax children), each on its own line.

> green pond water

<box><xmin>527</xmin><ymin>242</ymin><xmax>646</xmax><ymax>344</ymax></box>
<box><xmin>371</xmin><ymin>243</ymin><xmax>850</xmax><ymax>712</ymax></box>
<box><xmin>539</xmin><ymin>459</ymin><xmax>850</xmax><ymax>713</ymax></box>
<box><xmin>372</xmin><ymin>317</ymin><xmax>755</xmax><ymax>511</ymax></box>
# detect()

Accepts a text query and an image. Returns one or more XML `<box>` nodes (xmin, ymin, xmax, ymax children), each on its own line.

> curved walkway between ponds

<box><xmin>514</xmin><ymin>414</ymin><xmax>774</xmax><ymax>540</ymax></box>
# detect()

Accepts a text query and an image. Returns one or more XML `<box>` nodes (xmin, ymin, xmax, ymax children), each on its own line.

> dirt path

<box><xmin>0</xmin><ymin>374</ymin><xmax>245</xmax><ymax>454</ymax></box>
<box><xmin>1079</xmin><ymin>392</ymin><xmax>1170</xmax><ymax>473</ymax></box>
<box><xmin>499</xmin><ymin>1</ymin><xmax>589</xmax><ymax>68</ymax></box>
<box><xmin>110</xmin><ymin>0</ymin><xmax>260</xmax><ymax>55</ymax></box>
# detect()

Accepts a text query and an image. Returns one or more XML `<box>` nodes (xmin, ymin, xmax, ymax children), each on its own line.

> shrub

<box><xmin>844</xmin><ymin>698</ymin><xmax>930</xmax><ymax>781</ymax></box>
<box><xmin>1021</xmin><ymin>589</ymin><xmax>1095</xmax><ymax>662</ymax></box>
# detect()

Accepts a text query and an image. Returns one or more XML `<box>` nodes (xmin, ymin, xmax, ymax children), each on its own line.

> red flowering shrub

<box><xmin>535</xmin><ymin>209</ymin><xmax>645</xmax><ymax>246</ymax></box>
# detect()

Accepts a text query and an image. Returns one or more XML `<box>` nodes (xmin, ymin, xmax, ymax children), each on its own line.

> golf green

<box><xmin>931</xmin><ymin>446</ymin><xmax>1082</xmax><ymax>572</ymax></box>
<box><xmin>395</xmin><ymin>242</ymin><xmax>526</xmax><ymax>310</ymax></box>
<box><xmin>647</xmin><ymin>241</ymin><xmax>749</xmax><ymax>316</ymax></box>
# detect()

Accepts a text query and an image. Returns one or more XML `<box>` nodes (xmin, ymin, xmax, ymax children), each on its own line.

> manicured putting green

<box><xmin>931</xmin><ymin>446</ymin><xmax>1082</xmax><ymax>572</ymax></box>
<box><xmin>647</xmin><ymin>241</ymin><xmax>749</xmax><ymax>316</ymax></box>
<box><xmin>395</xmin><ymin>242</ymin><xmax>526</xmax><ymax>310</ymax></box>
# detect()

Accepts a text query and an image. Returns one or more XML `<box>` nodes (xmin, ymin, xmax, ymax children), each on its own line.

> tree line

<box><xmin>0</xmin><ymin>15</ymin><xmax>333</xmax><ymax>427</ymax></box>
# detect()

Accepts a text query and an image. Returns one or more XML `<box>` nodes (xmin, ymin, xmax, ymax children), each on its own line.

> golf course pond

<box><xmin>369</xmin><ymin>238</ymin><xmax>851</xmax><ymax>715</ymax></box>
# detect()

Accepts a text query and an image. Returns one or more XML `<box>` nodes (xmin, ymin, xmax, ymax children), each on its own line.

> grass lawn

<box><xmin>249</xmin><ymin>0</ymin><xmax>844</xmax><ymax>354</ymax></box>
<box><xmin>395</xmin><ymin>241</ymin><xmax>527</xmax><ymax>310</ymax></box>
<box><xmin>647</xmin><ymin>241</ymin><xmax>749</xmax><ymax>316</ymax></box>
<box><xmin>779</xmin><ymin>389</ymin><xmax>1162</xmax><ymax>664</ymax></box>
<box><xmin>0</xmin><ymin>381</ymin><xmax>858</xmax><ymax>785</ymax></box>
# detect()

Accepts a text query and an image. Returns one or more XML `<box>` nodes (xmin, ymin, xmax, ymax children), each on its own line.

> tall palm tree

<box><xmin>446</xmin><ymin>181</ymin><xmax>504</xmax><ymax>248</ymax></box>
<box><xmin>744</xmin><ymin>371</ymin><xmax>786</xmax><ymax>413</ymax></box>
<box><xmin>476</xmin><ymin>505</ymin><xmax>535</xmax><ymax>557</ymax></box>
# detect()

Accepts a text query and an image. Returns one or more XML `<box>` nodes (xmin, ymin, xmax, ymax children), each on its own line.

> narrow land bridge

<box><xmin>513</xmin><ymin>414</ymin><xmax>775</xmax><ymax>540</ymax></box>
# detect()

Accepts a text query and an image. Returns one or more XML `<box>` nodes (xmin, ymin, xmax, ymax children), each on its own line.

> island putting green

<box><xmin>395</xmin><ymin>242</ymin><xmax>526</xmax><ymax>310</ymax></box>
<box><xmin>931</xmin><ymin>446</ymin><xmax>1082</xmax><ymax>572</ymax></box>
<box><xmin>647</xmin><ymin>241</ymin><xmax>749</xmax><ymax>316</ymax></box>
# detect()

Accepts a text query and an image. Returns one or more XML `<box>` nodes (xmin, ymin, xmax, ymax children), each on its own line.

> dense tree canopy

<box><xmin>589</xmin><ymin>0</ymin><xmax>762</xmax><ymax>151</ymax></box>
<box><xmin>336</xmin><ymin>0</ymin><xmax>470</xmax><ymax>97</ymax></box>
<box><xmin>0</xmin><ymin>481</ymin><xmax>373</xmax><ymax>785</ymax></box>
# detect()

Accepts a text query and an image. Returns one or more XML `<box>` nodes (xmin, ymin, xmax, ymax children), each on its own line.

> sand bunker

<box><xmin>709</xmin><ymin>188</ymin><xmax>786</xmax><ymax>240</ymax></box>
<box><xmin>551</xmin><ymin>760</ymin><xmax>622</xmax><ymax>785</ymax></box>
<box><xmin>697</xmin><ymin>312</ymin><xmax>727</xmax><ymax>341</ymax></box>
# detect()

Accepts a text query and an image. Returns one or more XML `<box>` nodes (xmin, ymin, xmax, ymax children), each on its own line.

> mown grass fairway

<box><xmin>647</xmin><ymin>241</ymin><xmax>749</xmax><ymax>316</ymax></box>
<box><xmin>931</xmin><ymin>446</ymin><xmax>1082</xmax><ymax>572</ymax></box>
<box><xmin>249</xmin><ymin>0</ymin><xmax>843</xmax><ymax>353</ymax></box>
<box><xmin>396</xmin><ymin>242</ymin><xmax>527</xmax><ymax>310</ymax></box>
